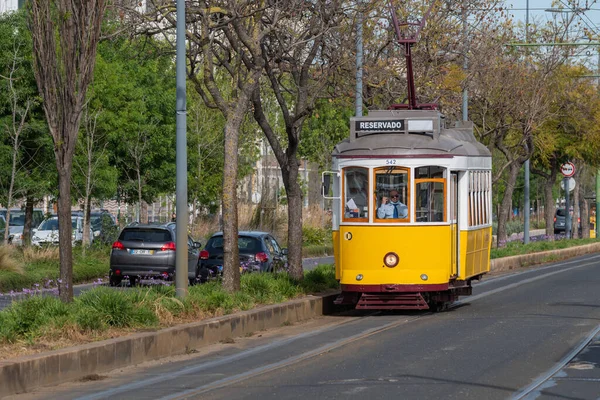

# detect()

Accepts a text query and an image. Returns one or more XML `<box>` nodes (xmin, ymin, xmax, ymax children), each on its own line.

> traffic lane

<box><xmin>197</xmin><ymin>257</ymin><xmax>600</xmax><ymax>400</ymax></box>
<box><xmin>534</xmin><ymin>331</ymin><xmax>600</xmax><ymax>400</ymax></box>
<box><xmin>302</xmin><ymin>256</ymin><xmax>334</xmax><ymax>271</ymax></box>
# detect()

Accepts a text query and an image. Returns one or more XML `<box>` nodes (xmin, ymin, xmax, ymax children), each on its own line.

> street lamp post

<box><xmin>524</xmin><ymin>0</ymin><xmax>530</xmax><ymax>244</ymax></box>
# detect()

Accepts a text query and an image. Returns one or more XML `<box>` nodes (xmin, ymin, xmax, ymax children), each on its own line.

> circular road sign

<box><xmin>560</xmin><ymin>162</ymin><xmax>576</xmax><ymax>177</ymax></box>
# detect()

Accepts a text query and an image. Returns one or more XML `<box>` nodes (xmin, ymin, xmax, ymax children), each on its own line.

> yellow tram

<box><xmin>324</xmin><ymin>109</ymin><xmax>492</xmax><ymax>310</ymax></box>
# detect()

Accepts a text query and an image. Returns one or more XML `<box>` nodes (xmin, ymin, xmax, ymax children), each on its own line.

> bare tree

<box><xmin>1</xmin><ymin>34</ymin><xmax>32</xmax><ymax>244</ymax></box>
<box><xmin>29</xmin><ymin>0</ymin><xmax>107</xmax><ymax>302</ymax></box>
<box><xmin>73</xmin><ymin>106</ymin><xmax>108</xmax><ymax>247</ymax></box>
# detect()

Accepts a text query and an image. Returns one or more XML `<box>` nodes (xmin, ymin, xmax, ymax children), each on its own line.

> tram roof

<box><xmin>333</xmin><ymin>110</ymin><xmax>491</xmax><ymax>158</ymax></box>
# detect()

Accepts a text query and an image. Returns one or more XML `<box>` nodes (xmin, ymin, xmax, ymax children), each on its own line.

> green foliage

<box><xmin>491</xmin><ymin>237</ymin><xmax>599</xmax><ymax>259</ymax></box>
<box><xmin>302</xmin><ymin>226</ymin><xmax>331</xmax><ymax>246</ymax></box>
<box><xmin>0</xmin><ymin>9</ymin><xmax>54</xmax><ymax>206</ymax></box>
<box><xmin>301</xmin><ymin>264</ymin><xmax>338</xmax><ymax>293</ymax></box>
<box><xmin>91</xmin><ymin>37</ymin><xmax>177</xmax><ymax>205</ymax></box>
<box><xmin>300</xmin><ymin>99</ymin><xmax>354</xmax><ymax>170</ymax></box>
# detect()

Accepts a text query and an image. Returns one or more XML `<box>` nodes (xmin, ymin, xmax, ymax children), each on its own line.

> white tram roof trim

<box><xmin>336</xmin><ymin>110</ymin><xmax>490</xmax><ymax>158</ymax></box>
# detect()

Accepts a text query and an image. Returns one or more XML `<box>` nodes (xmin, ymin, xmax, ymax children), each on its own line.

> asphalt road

<box><xmin>12</xmin><ymin>253</ymin><xmax>600</xmax><ymax>400</ymax></box>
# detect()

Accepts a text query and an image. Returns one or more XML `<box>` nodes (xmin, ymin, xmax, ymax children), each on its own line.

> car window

<box><xmin>207</xmin><ymin>237</ymin><xmax>224</xmax><ymax>250</ymax></box>
<box><xmin>38</xmin><ymin>218</ymin><xmax>59</xmax><ymax>230</ymax></box>
<box><xmin>120</xmin><ymin>228</ymin><xmax>172</xmax><ymax>242</ymax></box>
<box><xmin>239</xmin><ymin>237</ymin><xmax>261</xmax><ymax>252</ymax></box>
<box><xmin>556</xmin><ymin>209</ymin><xmax>567</xmax><ymax>217</ymax></box>
<box><xmin>269</xmin><ymin>237</ymin><xmax>281</xmax><ymax>253</ymax></box>
<box><xmin>264</xmin><ymin>237</ymin><xmax>275</xmax><ymax>254</ymax></box>
<box><xmin>207</xmin><ymin>236</ymin><xmax>263</xmax><ymax>252</ymax></box>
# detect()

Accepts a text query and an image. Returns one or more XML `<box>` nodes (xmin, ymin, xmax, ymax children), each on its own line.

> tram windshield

<box><xmin>341</xmin><ymin>165</ymin><xmax>449</xmax><ymax>223</ymax></box>
<box><xmin>375</xmin><ymin>166</ymin><xmax>409</xmax><ymax>221</ymax></box>
<box><xmin>343</xmin><ymin>167</ymin><xmax>369</xmax><ymax>220</ymax></box>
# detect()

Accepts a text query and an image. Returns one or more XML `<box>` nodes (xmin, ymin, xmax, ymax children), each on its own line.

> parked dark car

<box><xmin>554</xmin><ymin>208</ymin><xmax>581</xmax><ymax>235</ymax></box>
<box><xmin>198</xmin><ymin>231</ymin><xmax>288</xmax><ymax>283</ymax></box>
<box><xmin>109</xmin><ymin>222</ymin><xmax>201</xmax><ymax>286</ymax></box>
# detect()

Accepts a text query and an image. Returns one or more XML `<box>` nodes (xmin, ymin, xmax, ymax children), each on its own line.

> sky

<box><xmin>506</xmin><ymin>0</ymin><xmax>600</xmax><ymax>34</ymax></box>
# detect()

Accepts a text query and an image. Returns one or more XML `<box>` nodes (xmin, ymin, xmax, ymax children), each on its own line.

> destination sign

<box><xmin>355</xmin><ymin>120</ymin><xmax>405</xmax><ymax>132</ymax></box>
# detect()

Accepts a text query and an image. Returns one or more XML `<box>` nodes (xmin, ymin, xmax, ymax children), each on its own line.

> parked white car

<box><xmin>32</xmin><ymin>216</ymin><xmax>94</xmax><ymax>246</ymax></box>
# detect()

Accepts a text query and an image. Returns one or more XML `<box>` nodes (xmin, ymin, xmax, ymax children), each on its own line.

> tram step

<box><xmin>356</xmin><ymin>293</ymin><xmax>429</xmax><ymax>310</ymax></box>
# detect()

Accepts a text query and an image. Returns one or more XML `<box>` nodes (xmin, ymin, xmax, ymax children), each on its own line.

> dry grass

<box><xmin>22</xmin><ymin>246</ymin><xmax>60</xmax><ymax>263</ymax></box>
<box><xmin>0</xmin><ymin>245</ymin><xmax>23</xmax><ymax>274</ymax></box>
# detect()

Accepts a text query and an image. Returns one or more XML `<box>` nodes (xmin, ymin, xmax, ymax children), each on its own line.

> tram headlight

<box><xmin>383</xmin><ymin>252</ymin><xmax>399</xmax><ymax>268</ymax></box>
<box><xmin>356</xmin><ymin>274</ymin><xmax>363</xmax><ymax>281</ymax></box>
<box><xmin>420</xmin><ymin>274</ymin><xmax>428</xmax><ymax>281</ymax></box>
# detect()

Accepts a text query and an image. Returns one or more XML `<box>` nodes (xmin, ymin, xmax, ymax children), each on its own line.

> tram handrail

<box><xmin>321</xmin><ymin>171</ymin><xmax>340</xmax><ymax>200</ymax></box>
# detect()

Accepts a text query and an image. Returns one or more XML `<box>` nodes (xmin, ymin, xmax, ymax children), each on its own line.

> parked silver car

<box><xmin>109</xmin><ymin>222</ymin><xmax>201</xmax><ymax>286</ymax></box>
<box><xmin>31</xmin><ymin>216</ymin><xmax>93</xmax><ymax>246</ymax></box>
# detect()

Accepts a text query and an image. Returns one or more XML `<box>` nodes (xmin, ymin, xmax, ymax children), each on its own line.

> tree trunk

<box><xmin>141</xmin><ymin>200</ymin><xmax>148</xmax><ymax>224</ymax></box>
<box><xmin>23</xmin><ymin>196</ymin><xmax>34</xmax><ymax>246</ymax></box>
<box><xmin>496</xmin><ymin>162</ymin><xmax>522</xmax><ymax>247</ymax></box>
<box><xmin>544</xmin><ymin>173</ymin><xmax>556</xmax><ymax>241</ymax></box>
<box><xmin>57</xmin><ymin>165</ymin><xmax>74</xmax><ymax>302</ymax></box>
<box><xmin>82</xmin><ymin>195</ymin><xmax>91</xmax><ymax>250</ymax></box>
<box><xmin>281</xmin><ymin>154</ymin><xmax>303</xmax><ymax>280</ymax></box>
<box><xmin>222</xmin><ymin>119</ymin><xmax>241</xmax><ymax>293</ymax></box>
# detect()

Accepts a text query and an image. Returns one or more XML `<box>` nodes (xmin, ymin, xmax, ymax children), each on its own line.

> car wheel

<box><xmin>129</xmin><ymin>276</ymin><xmax>137</xmax><ymax>287</ymax></box>
<box><xmin>109</xmin><ymin>276</ymin><xmax>122</xmax><ymax>287</ymax></box>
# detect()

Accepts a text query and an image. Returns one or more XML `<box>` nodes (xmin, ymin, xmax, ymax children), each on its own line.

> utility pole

<box><xmin>597</xmin><ymin>49</ymin><xmax>600</xmax><ymax>239</ymax></box>
<box><xmin>523</xmin><ymin>0</ymin><xmax>531</xmax><ymax>244</ymax></box>
<box><xmin>175</xmin><ymin>0</ymin><xmax>188</xmax><ymax>299</ymax></box>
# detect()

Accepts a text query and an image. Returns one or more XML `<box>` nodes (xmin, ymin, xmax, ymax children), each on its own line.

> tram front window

<box><xmin>415</xmin><ymin>166</ymin><xmax>446</xmax><ymax>222</ymax></box>
<box><xmin>343</xmin><ymin>167</ymin><xmax>369</xmax><ymax>220</ymax></box>
<box><xmin>375</xmin><ymin>166</ymin><xmax>409</xmax><ymax>221</ymax></box>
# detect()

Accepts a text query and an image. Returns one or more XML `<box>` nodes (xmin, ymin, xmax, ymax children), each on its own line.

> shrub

<box><xmin>302</xmin><ymin>226</ymin><xmax>330</xmax><ymax>246</ymax></box>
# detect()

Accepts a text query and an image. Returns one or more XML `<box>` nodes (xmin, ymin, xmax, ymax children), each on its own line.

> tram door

<box><xmin>450</xmin><ymin>173</ymin><xmax>458</xmax><ymax>277</ymax></box>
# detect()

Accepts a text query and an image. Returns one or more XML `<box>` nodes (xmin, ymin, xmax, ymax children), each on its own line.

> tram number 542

<box><xmin>385</xmin><ymin>159</ymin><xmax>397</xmax><ymax>165</ymax></box>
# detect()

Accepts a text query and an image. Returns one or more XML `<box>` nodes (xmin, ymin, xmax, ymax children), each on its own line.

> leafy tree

<box><xmin>90</xmin><ymin>37</ymin><xmax>177</xmax><ymax>223</ymax></box>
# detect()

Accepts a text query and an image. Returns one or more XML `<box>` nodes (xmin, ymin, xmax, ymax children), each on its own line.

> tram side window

<box><xmin>343</xmin><ymin>167</ymin><xmax>369</xmax><ymax>220</ymax></box>
<box><xmin>414</xmin><ymin>166</ymin><xmax>446</xmax><ymax>223</ymax></box>
<box><xmin>375</xmin><ymin>167</ymin><xmax>409</xmax><ymax>221</ymax></box>
<box><xmin>468</xmin><ymin>170</ymin><xmax>491</xmax><ymax>227</ymax></box>
<box><xmin>415</xmin><ymin>181</ymin><xmax>445</xmax><ymax>222</ymax></box>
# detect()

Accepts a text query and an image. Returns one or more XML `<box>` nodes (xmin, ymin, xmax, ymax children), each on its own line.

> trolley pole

<box><xmin>355</xmin><ymin>2</ymin><xmax>363</xmax><ymax>118</ymax></box>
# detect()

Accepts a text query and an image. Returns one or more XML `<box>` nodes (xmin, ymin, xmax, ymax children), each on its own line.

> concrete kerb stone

<box><xmin>490</xmin><ymin>242</ymin><xmax>600</xmax><ymax>273</ymax></box>
<box><xmin>0</xmin><ymin>292</ymin><xmax>339</xmax><ymax>398</ymax></box>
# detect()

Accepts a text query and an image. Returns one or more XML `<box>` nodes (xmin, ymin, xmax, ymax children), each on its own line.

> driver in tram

<box><xmin>378</xmin><ymin>190</ymin><xmax>407</xmax><ymax>219</ymax></box>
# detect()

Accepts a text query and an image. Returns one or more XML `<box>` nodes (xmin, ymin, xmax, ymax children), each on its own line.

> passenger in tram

<box><xmin>377</xmin><ymin>190</ymin><xmax>407</xmax><ymax>219</ymax></box>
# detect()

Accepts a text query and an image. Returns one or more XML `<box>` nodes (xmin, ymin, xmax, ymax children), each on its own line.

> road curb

<box><xmin>0</xmin><ymin>292</ymin><xmax>339</xmax><ymax>398</ymax></box>
<box><xmin>490</xmin><ymin>242</ymin><xmax>600</xmax><ymax>273</ymax></box>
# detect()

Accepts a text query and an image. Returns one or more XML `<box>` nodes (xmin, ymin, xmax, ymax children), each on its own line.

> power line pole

<box><xmin>175</xmin><ymin>0</ymin><xmax>188</xmax><ymax>299</ymax></box>
<box><xmin>524</xmin><ymin>0</ymin><xmax>531</xmax><ymax>244</ymax></box>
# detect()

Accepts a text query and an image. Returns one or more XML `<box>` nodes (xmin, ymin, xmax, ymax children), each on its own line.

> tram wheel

<box><xmin>428</xmin><ymin>301</ymin><xmax>449</xmax><ymax>312</ymax></box>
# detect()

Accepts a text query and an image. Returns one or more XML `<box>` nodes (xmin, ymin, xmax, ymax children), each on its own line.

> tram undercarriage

<box><xmin>334</xmin><ymin>277</ymin><xmax>481</xmax><ymax>311</ymax></box>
